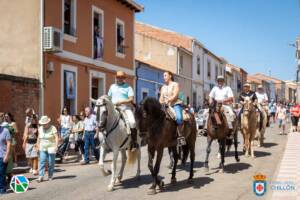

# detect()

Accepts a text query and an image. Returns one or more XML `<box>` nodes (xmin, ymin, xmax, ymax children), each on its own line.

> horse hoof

<box><xmin>107</xmin><ymin>185</ymin><xmax>114</xmax><ymax>192</ymax></box>
<box><xmin>251</xmin><ymin>155</ymin><xmax>256</xmax><ymax>158</ymax></box>
<box><xmin>187</xmin><ymin>179</ymin><xmax>193</xmax><ymax>184</ymax></box>
<box><xmin>147</xmin><ymin>188</ymin><xmax>156</xmax><ymax>195</ymax></box>
<box><xmin>219</xmin><ymin>168</ymin><xmax>224</xmax><ymax>173</ymax></box>
<box><xmin>158</xmin><ymin>181</ymin><xmax>164</xmax><ymax>190</ymax></box>
<box><xmin>203</xmin><ymin>167</ymin><xmax>209</xmax><ymax>173</ymax></box>
<box><xmin>235</xmin><ymin>157</ymin><xmax>240</xmax><ymax>162</ymax></box>
<box><xmin>171</xmin><ymin>178</ymin><xmax>177</xmax><ymax>185</ymax></box>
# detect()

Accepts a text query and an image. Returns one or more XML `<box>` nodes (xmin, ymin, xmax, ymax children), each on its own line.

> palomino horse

<box><xmin>136</xmin><ymin>97</ymin><xmax>197</xmax><ymax>195</ymax></box>
<box><xmin>240</xmin><ymin>96</ymin><xmax>257</xmax><ymax>157</ymax></box>
<box><xmin>255</xmin><ymin>103</ymin><xmax>268</xmax><ymax>147</ymax></box>
<box><xmin>92</xmin><ymin>95</ymin><xmax>141</xmax><ymax>192</ymax></box>
<box><xmin>204</xmin><ymin>102</ymin><xmax>240</xmax><ymax>173</ymax></box>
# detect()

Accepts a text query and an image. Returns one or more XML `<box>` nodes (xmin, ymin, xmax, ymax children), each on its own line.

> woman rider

<box><xmin>159</xmin><ymin>71</ymin><xmax>185</xmax><ymax>145</ymax></box>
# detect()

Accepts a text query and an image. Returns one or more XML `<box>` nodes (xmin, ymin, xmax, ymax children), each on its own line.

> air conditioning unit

<box><xmin>43</xmin><ymin>27</ymin><xmax>62</xmax><ymax>52</ymax></box>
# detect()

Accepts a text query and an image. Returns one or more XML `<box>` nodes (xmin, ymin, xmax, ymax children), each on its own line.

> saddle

<box><xmin>163</xmin><ymin>105</ymin><xmax>191</xmax><ymax>122</ymax></box>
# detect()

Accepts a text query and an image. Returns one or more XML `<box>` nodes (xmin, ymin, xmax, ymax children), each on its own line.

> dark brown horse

<box><xmin>136</xmin><ymin>97</ymin><xmax>197</xmax><ymax>195</ymax></box>
<box><xmin>204</xmin><ymin>102</ymin><xmax>240</xmax><ymax>173</ymax></box>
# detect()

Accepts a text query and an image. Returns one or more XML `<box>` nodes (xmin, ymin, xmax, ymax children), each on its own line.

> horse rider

<box><xmin>159</xmin><ymin>71</ymin><xmax>186</xmax><ymax>145</ymax></box>
<box><xmin>107</xmin><ymin>71</ymin><xmax>138</xmax><ymax>151</ymax></box>
<box><xmin>207</xmin><ymin>75</ymin><xmax>235</xmax><ymax>130</ymax></box>
<box><xmin>255</xmin><ymin>84</ymin><xmax>268</xmax><ymax>130</ymax></box>
<box><xmin>238</xmin><ymin>82</ymin><xmax>258</xmax><ymax>120</ymax></box>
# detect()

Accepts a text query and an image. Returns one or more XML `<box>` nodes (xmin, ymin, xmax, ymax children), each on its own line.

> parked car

<box><xmin>195</xmin><ymin>108</ymin><xmax>209</xmax><ymax>135</ymax></box>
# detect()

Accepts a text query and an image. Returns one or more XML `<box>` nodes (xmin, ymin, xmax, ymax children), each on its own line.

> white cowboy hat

<box><xmin>217</xmin><ymin>75</ymin><xmax>225</xmax><ymax>81</ymax></box>
<box><xmin>39</xmin><ymin>115</ymin><xmax>51</xmax><ymax>125</ymax></box>
<box><xmin>258</xmin><ymin>85</ymin><xmax>263</xmax><ymax>89</ymax></box>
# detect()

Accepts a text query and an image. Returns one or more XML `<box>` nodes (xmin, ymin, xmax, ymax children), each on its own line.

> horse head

<box><xmin>93</xmin><ymin>95</ymin><xmax>115</xmax><ymax>131</ymax></box>
<box><xmin>136</xmin><ymin>97</ymin><xmax>164</xmax><ymax>135</ymax></box>
<box><xmin>243</xmin><ymin>95</ymin><xmax>255</xmax><ymax>116</ymax></box>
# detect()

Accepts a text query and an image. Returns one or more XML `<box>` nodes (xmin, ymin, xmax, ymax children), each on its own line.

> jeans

<box><xmin>173</xmin><ymin>104</ymin><xmax>183</xmax><ymax>125</ymax></box>
<box><xmin>84</xmin><ymin>131</ymin><xmax>99</xmax><ymax>163</ymax></box>
<box><xmin>58</xmin><ymin>136</ymin><xmax>69</xmax><ymax>156</ymax></box>
<box><xmin>76</xmin><ymin>137</ymin><xmax>84</xmax><ymax>155</ymax></box>
<box><xmin>0</xmin><ymin>158</ymin><xmax>7</xmax><ymax>194</ymax></box>
<box><xmin>39</xmin><ymin>151</ymin><xmax>55</xmax><ymax>178</ymax></box>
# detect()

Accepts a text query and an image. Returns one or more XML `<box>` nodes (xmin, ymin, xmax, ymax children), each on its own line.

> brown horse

<box><xmin>240</xmin><ymin>96</ymin><xmax>257</xmax><ymax>157</ymax></box>
<box><xmin>136</xmin><ymin>97</ymin><xmax>197</xmax><ymax>195</ymax></box>
<box><xmin>204</xmin><ymin>102</ymin><xmax>240</xmax><ymax>173</ymax></box>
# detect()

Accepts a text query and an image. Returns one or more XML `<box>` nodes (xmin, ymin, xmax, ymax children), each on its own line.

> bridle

<box><xmin>95</xmin><ymin>100</ymin><xmax>121</xmax><ymax>138</ymax></box>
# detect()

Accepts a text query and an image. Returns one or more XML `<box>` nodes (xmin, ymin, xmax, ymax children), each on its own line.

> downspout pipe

<box><xmin>40</xmin><ymin>0</ymin><xmax>44</xmax><ymax>116</ymax></box>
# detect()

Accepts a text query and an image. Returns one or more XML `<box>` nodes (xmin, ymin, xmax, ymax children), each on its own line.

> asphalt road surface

<box><xmin>3</xmin><ymin>123</ymin><xmax>289</xmax><ymax>200</ymax></box>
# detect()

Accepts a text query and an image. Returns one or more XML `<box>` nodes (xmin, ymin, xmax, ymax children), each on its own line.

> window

<box><xmin>179</xmin><ymin>55</ymin><xmax>183</xmax><ymax>73</ymax></box>
<box><xmin>89</xmin><ymin>70</ymin><xmax>105</xmax><ymax>106</ymax></box>
<box><xmin>141</xmin><ymin>88</ymin><xmax>149</xmax><ymax>100</ymax></box>
<box><xmin>207</xmin><ymin>61</ymin><xmax>211</xmax><ymax>79</ymax></box>
<box><xmin>64</xmin><ymin>0</ymin><xmax>76</xmax><ymax>36</ymax></box>
<box><xmin>220</xmin><ymin>67</ymin><xmax>223</xmax><ymax>76</ymax></box>
<box><xmin>116</xmin><ymin>18</ymin><xmax>125</xmax><ymax>56</ymax></box>
<box><xmin>93</xmin><ymin>6</ymin><xmax>104</xmax><ymax>60</ymax></box>
<box><xmin>215</xmin><ymin>64</ymin><xmax>218</xmax><ymax>81</ymax></box>
<box><xmin>193</xmin><ymin>92</ymin><xmax>197</xmax><ymax>108</ymax></box>
<box><xmin>61</xmin><ymin>65</ymin><xmax>77</xmax><ymax>115</ymax></box>
<box><xmin>197</xmin><ymin>56</ymin><xmax>201</xmax><ymax>75</ymax></box>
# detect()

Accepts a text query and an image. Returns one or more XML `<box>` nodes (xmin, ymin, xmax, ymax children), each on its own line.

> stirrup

<box><xmin>177</xmin><ymin>136</ymin><xmax>186</xmax><ymax>146</ymax></box>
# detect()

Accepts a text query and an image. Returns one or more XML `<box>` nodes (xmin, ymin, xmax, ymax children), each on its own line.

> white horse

<box><xmin>92</xmin><ymin>95</ymin><xmax>141</xmax><ymax>191</ymax></box>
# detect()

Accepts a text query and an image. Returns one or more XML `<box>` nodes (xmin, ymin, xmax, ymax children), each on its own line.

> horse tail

<box><xmin>127</xmin><ymin>149</ymin><xmax>138</xmax><ymax>165</ymax></box>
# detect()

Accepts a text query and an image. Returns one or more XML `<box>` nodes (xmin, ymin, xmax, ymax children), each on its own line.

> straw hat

<box><xmin>116</xmin><ymin>71</ymin><xmax>126</xmax><ymax>78</ymax></box>
<box><xmin>243</xmin><ymin>82</ymin><xmax>251</xmax><ymax>87</ymax></box>
<box><xmin>258</xmin><ymin>85</ymin><xmax>263</xmax><ymax>89</ymax></box>
<box><xmin>39</xmin><ymin>115</ymin><xmax>51</xmax><ymax>125</ymax></box>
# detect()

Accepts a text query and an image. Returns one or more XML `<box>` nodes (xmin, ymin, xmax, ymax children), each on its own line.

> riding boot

<box><xmin>130</xmin><ymin>128</ymin><xmax>139</xmax><ymax>152</ymax></box>
<box><xmin>259</xmin><ymin>111</ymin><xmax>263</xmax><ymax>131</ymax></box>
<box><xmin>177</xmin><ymin>125</ymin><xmax>186</xmax><ymax>146</ymax></box>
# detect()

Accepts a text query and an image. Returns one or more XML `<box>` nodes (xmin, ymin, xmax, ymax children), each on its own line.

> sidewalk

<box><xmin>271</xmin><ymin>131</ymin><xmax>300</xmax><ymax>200</ymax></box>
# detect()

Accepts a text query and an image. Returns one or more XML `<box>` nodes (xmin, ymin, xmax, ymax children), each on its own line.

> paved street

<box><xmin>3</xmin><ymin>124</ymin><xmax>291</xmax><ymax>200</ymax></box>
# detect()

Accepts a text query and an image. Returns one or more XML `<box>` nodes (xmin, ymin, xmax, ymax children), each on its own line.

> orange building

<box><xmin>43</xmin><ymin>0</ymin><xmax>143</xmax><ymax>122</ymax></box>
<box><xmin>0</xmin><ymin>0</ymin><xmax>143</xmax><ymax>157</ymax></box>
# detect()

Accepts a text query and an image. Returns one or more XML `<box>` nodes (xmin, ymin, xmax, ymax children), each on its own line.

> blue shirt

<box><xmin>0</xmin><ymin>126</ymin><xmax>11</xmax><ymax>158</ymax></box>
<box><xmin>108</xmin><ymin>83</ymin><xmax>134</xmax><ymax>105</ymax></box>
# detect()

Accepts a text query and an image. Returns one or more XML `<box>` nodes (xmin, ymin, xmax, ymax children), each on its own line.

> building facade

<box><xmin>135</xmin><ymin>22</ymin><xmax>193</xmax><ymax>105</ymax></box>
<box><xmin>225</xmin><ymin>64</ymin><xmax>241</xmax><ymax>101</ymax></box>
<box><xmin>0</xmin><ymin>0</ymin><xmax>143</xmax><ymax>157</ymax></box>
<box><xmin>135</xmin><ymin>60</ymin><xmax>164</xmax><ymax>104</ymax></box>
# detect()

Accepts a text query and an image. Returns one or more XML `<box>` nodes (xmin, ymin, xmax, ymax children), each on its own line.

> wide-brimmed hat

<box><xmin>258</xmin><ymin>85</ymin><xmax>263</xmax><ymax>89</ymax></box>
<box><xmin>217</xmin><ymin>75</ymin><xmax>225</xmax><ymax>81</ymax></box>
<box><xmin>243</xmin><ymin>82</ymin><xmax>251</xmax><ymax>87</ymax></box>
<box><xmin>39</xmin><ymin>115</ymin><xmax>51</xmax><ymax>125</ymax></box>
<box><xmin>116</xmin><ymin>71</ymin><xmax>126</xmax><ymax>78</ymax></box>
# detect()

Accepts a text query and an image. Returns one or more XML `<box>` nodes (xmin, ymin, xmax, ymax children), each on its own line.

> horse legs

<box><xmin>167</xmin><ymin>147</ymin><xmax>174</xmax><ymax>169</ymax></box>
<box><xmin>147</xmin><ymin>147</ymin><xmax>156</xmax><ymax>195</ymax></box>
<box><xmin>234</xmin><ymin>130</ymin><xmax>240</xmax><ymax>162</ymax></box>
<box><xmin>219</xmin><ymin>139</ymin><xmax>226</xmax><ymax>173</ymax></box>
<box><xmin>108</xmin><ymin>150</ymin><xmax>119</xmax><ymax>192</ymax></box>
<box><xmin>117</xmin><ymin>149</ymin><xmax>127</xmax><ymax>183</ymax></box>
<box><xmin>188</xmin><ymin>144</ymin><xmax>195</xmax><ymax>183</ymax></box>
<box><xmin>170</xmin><ymin>146</ymin><xmax>178</xmax><ymax>184</ymax></box>
<box><xmin>99</xmin><ymin>146</ymin><xmax>111</xmax><ymax>176</ymax></box>
<box><xmin>204</xmin><ymin>136</ymin><xmax>213</xmax><ymax>172</ymax></box>
<box><xmin>136</xmin><ymin>148</ymin><xmax>141</xmax><ymax>178</ymax></box>
<box><xmin>250</xmin><ymin>133</ymin><xmax>255</xmax><ymax>158</ymax></box>
<box><xmin>244</xmin><ymin>132</ymin><xmax>250</xmax><ymax>157</ymax></box>
<box><xmin>154</xmin><ymin>148</ymin><xmax>164</xmax><ymax>190</ymax></box>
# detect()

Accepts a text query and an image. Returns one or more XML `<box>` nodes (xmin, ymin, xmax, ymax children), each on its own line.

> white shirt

<box><xmin>83</xmin><ymin>114</ymin><xmax>98</xmax><ymax>132</ymax></box>
<box><xmin>209</xmin><ymin>85</ymin><xmax>234</xmax><ymax>102</ymax></box>
<box><xmin>276</xmin><ymin>107</ymin><xmax>286</xmax><ymax>120</ymax></box>
<box><xmin>255</xmin><ymin>92</ymin><xmax>268</xmax><ymax>104</ymax></box>
<box><xmin>60</xmin><ymin>115</ymin><xmax>71</xmax><ymax>129</ymax></box>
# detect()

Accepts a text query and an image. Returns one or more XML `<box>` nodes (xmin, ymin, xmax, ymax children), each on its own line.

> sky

<box><xmin>135</xmin><ymin>0</ymin><xmax>300</xmax><ymax>81</ymax></box>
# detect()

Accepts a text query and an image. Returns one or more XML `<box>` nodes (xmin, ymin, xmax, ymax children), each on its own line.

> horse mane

<box><xmin>139</xmin><ymin>97</ymin><xmax>165</xmax><ymax>136</ymax></box>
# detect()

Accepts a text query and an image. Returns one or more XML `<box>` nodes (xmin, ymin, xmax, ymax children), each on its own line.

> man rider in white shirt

<box><xmin>205</xmin><ymin>75</ymin><xmax>235</xmax><ymax>130</ymax></box>
<box><xmin>255</xmin><ymin>85</ymin><xmax>268</xmax><ymax>130</ymax></box>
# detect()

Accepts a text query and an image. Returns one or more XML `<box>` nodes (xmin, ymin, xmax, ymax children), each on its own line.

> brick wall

<box><xmin>0</xmin><ymin>74</ymin><xmax>39</xmax><ymax>158</ymax></box>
